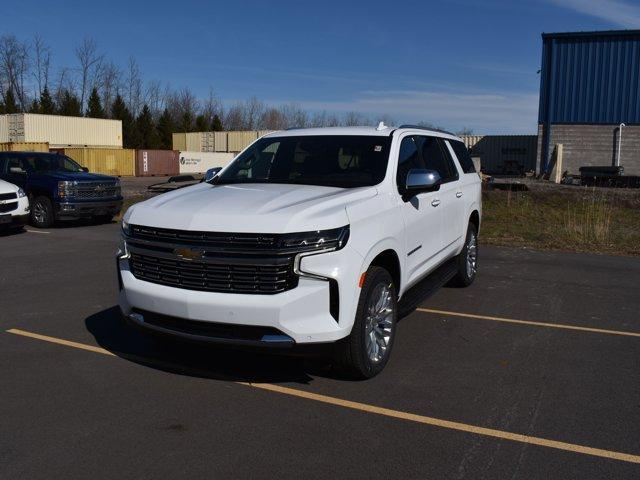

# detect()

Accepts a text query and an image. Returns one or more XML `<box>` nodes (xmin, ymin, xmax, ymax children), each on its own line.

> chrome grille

<box><xmin>75</xmin><ymin>182</ymin><xmax>119</xmax><ymax>199</ymax></box>
<box><xmin>127</xmin><ymin>225</ymin><xmax>299</xmax><ymax>295</ymax></box>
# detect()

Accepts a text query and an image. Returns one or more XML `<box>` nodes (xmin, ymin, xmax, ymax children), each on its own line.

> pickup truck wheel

<box><xmin>31</xmin><ymin>196</ymin><xmax>54</xmax><ymax>228</ymax></box>
<box><xmin>333</xmin><ymin>266</ymin><xmax>397</xmax><ymax>379</ymax></box>
<box><xmin>451</xmin><ymin>223</ymin><xmax>478</xmax><ymax>287</ymax></box>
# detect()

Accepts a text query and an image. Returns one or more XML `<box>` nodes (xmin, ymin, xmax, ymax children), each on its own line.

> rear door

<box><xmin>396</xmin><ymin>135</ymin><xmax>443</xmax><ymax>286</ymax></box>
<box><xmin>417</xmin><ymin>136</ymin><xmax>465</xmax><ymax>251</ymax></box>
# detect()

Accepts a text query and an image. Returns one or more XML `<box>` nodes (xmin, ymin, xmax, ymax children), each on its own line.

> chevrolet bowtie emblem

<box><xmin>174</xmin><ymin>247</ymin><xmax>205</xmax><ymax>261</ymax></box>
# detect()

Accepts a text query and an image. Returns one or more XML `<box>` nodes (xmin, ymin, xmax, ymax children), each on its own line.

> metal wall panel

<box><xmin>227</xmin><ymin>131</ymin><xmax>258</xmax><ymax>152</ymax></box>
<box><xmin>3</xmin><ymin>114</ymin><xmax>123</xmax><ymax>147</ymax></box>
<box><xmin>539</xmin><ymin>30</ymin><xmax>640</xmax><ymax>124</ymax></box>
<box><xmin>0</xmin><ymin>142</ymin><xmax>49</xmax><ymax>152</ymax></box>
<box><xmin>172</xmin><ymin>133</ymin><xmax>186</xmax><ymax>151</ymax></box>
<box><xmin>185</xmin><ymin>132</ymin><xmax>201</xmax><ymax>151</ymax></box>
<box><xmin>0</xmin><ymin>115</ymin><xmax>8</xmax><ymax>142</ymax></box>
<box><xmin>63</xmin><ymin>148</ymin><xmax>135</xmax><ymax>176</ymax></box>
<box><xmin>214</xmin><ymin>132</ymin><xmax>227</xmax><ymax>152</ymax></box>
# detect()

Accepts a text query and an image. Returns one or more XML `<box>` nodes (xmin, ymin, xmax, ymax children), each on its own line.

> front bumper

<box><xmin>56</xmin><ymin>199</ymin><xmax>123</xmax><ymax>219</ymax></box>
<box><xmin>0</xmin><ymin>196</ymin><xmax>30</xmax><ymax>229</ymax></box>
<box><xmin>117</xmin><ymin>245</ymin><xmax>365</xmax><ymax>345</ymax></box>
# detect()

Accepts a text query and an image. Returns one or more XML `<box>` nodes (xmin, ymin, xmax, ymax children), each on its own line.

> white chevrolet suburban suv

<box><xmin>118</xmin><ymin>125</ymin><xmax>481</xmax><ymax>378</ymax></box>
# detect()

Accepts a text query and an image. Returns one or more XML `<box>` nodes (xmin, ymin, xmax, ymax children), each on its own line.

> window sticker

<box><xmin>374</xmin><ymin>145</ymin><xmax>382</xmax><ymax>152</ymax></box>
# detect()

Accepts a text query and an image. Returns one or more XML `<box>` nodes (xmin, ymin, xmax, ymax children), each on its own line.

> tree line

<box><xmin>0</xmin><ymin>35</ymin><xmax>472</xmax><ymax>149</ymax></box>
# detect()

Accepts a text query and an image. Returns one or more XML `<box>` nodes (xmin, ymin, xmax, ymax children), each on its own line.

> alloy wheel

<box><xmin>364</xmin><ymin>283</ymin><xmax>394</xmax><ymax>364</ymax></box>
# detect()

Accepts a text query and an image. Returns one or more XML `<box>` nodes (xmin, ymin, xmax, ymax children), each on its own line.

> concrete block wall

<box><xmin>537</xmin><ymin>124</ymin><xmax>640</xmax><ymax>175</ymax></box>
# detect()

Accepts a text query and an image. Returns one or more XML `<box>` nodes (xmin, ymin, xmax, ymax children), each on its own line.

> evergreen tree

<box><xmin>111</xmin><ymin>94</ymin><xmax>137</xmax><ymax>148</ymax></box>
<box><xmin>136</xmin><ymin>104</ymin><xmax>160</xmax><ymax>149</ymax></box>
<box><xmin>4</xmin><ymin>89</ymin><xmax>19</xmax><ymax>114</ymax></box>
<box><xmin>195</xmin><ymin>114</ymin><xmax>209</xmax><ymax>132</ymax></box>
<box><xmin>86</xmin><ymin>87</ymin><xmax>105</xmax><ymax>118</ymax></box>
<box><xmin>156</xmin><ymin>108</ymin><xmax>174</xmax><ymax>150</ymax></box>
<box><xmin>178</xmin><ymin>111</ymin><xmax>193</xmax><ymax>133</ymax></box>
<box><xmin>211</xmin><ymin>114</ymin><xmax>223</xmax><ymax>131</ymax></box>
<box><xmin>29</xmin><ymin>99</ymin><xmax>40</xmax><ymax>113</ymax></box>
<box><xmin>39</xmin><ymin>87</ymin><xmax>55</xmax><ymax>114</ymax></box>
<box><xmin>58</xmin><ymin>90</ymin><xmax>82</xmax><ymax>116</ymax></box>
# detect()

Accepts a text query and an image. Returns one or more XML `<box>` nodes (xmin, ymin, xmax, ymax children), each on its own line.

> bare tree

<box><xmin>32</xmin><ymin>35</ymin><xmax>51</xmax><ymax>95</ymax></box>
<box><xmin>279</xmin><ymin>103</ymin><xmax>308</xmax><ymax>128</ymax></box>
<box><xmin>0</xmin><ymin>35</ymin><xmax>30</xmax><ymax>110</ymax></box>
<box><xmin>126</xmin><ymin>57</ymin><xmax>142</xmax><ymax>116</ymax></box>
<box><xmin>343</xmin><ymin>111</ymin><xmax>368</xmax><ymax>126</ymax></box>
<box><xmin>99</xmin><ymin>60</ymin><xmax>122</xmax><ymax>115</ymax></box>
<box><xmin>75</xmin><ymin>37</ymin><xmax>103</xmax><ymax>112</ymax></box>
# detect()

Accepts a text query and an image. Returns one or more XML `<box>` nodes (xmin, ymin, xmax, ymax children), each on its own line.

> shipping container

<box><xmin>178</xmin><ymin>151</ymin><xmax>235</xmax><ymax>174</ymax></box>
<box><xmin>135</xmin><ymin>150</ymin><xmax>180</xmax><ymax>177</ymax></box>
<box><xmin>227</xmin><ymin>131</ymin><xmax>258</xmax><ymax>152</ymax></box>
<box><xmin>213</xmin><ymin>132</ymin><xmax>227</xmax><ymax>152</ymax></box>
<box><xmin>2</xmin><ymin>113</ymin><xmax>122</xmax><ymax>148</ymax></box>
<box><xmin>0</xmin><ymin>115</ymin><xmax>8</xmax><ymax>142</ymax></box>
<box><xmin>0</xmin><ymin>142</ymin><xmax>49</xmax><ymax>152</ymax></box>
<box><xmin>172</xmin><ymin>133</ymin><xmax>186</xmax><ymax>151</ymax></box>
<box><xmin>460</xmin><ymin>135</ymin><xmax>538</xmax><ymax>174</ymax></box>
<box><xmin>63</xmin><ymin>148</ymin><xmax>135</xmax><ymax>176</ymax></box>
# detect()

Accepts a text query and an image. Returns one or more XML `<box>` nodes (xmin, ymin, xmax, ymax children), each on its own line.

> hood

<box><xmin>37</xmin><ymin>171</ymin><xmax>118</xmax><ymax>182</ymax></box>
<box><xmin>0</xmin><ymin>179</ymin><xmax>19</xmax><ymax>193</ymax></box>
<box><xmin>126</xmin><ymin>182</ymin><xmax>378</xmax><ymax>233</ymax></box>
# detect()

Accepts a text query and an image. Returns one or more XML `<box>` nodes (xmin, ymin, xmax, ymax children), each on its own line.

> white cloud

<box><xmin>547</xmin><ymin>0</ymin><xmax>640</xmax><ymax>28</ymax></box>
<box><xmin>285</xmin><ymin>89</ymin><xmax>539</xmax><ymax>134</ymax></box>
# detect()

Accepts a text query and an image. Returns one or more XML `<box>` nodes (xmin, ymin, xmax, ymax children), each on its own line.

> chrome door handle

<box><xmin>456</xmin><ymin>191</ymin><xmax>463</xmax><ymax>198</ymax></box>
<box><xmin>431</xmin><ymin>199</ymin><xmax>441</xmax><ymax>207</ymax></box>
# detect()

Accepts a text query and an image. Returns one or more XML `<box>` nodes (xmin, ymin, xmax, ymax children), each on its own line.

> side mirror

<box><xmin>406</xmin><ymin>169</ymin><xmax>441</xmax><ymax>193</ymax></box>
<box><xmin>81</xmin><ymin>167</ymin><xmax>89</xmax><ymax>172</ymax></box>
<box><xmin>204</xmin><ymin>167</ymin><xmax>222</xmax><ymax>183</ymax></box>
<box><xmin>10</xmin><ymin>167</ymin><xmax>26</xmax><ymax>175</ymax></box>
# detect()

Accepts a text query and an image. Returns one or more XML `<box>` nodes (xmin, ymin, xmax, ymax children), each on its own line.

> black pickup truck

<box><xmin>0</xmin><ymin>151</ymin><xmax>123</xmax><ymax>228</ymax></box>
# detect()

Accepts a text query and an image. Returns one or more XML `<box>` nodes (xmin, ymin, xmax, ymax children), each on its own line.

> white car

<box><xmin>118</xmin><ymin>125</ymin><xmax>481</xmax><ymax>378</ymax></box>
<box><xmin>0</xmin><ymin>179</ymin><xmax>30</xmax><ymax>231</ymax></box>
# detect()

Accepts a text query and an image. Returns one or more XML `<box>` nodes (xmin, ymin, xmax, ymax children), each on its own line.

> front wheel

<box><xmin>30</xmin><ymin>196</ymin><xmax>55</xmax><ymax>228</ymax></box>
<box><xmin>450</xmin><ymin>223</ymin><xmax>478</xmax><ymax>287</ymax></box>
<box><xmin>333</xmin><ymin>266</ymin><xmax>397</xmax><ymax>379</ymax></box>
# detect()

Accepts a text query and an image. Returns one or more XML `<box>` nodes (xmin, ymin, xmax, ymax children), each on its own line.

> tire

<box><xmin>333</xmin><ymin>266</ymin><xmax>398</xmax><ymax>379</ymax></box>
<box><xmin>30</xmin><ymin>196</ymin><xmax>55</xmax><ymax>228</ymax></box>
<box><xmin>450</xmin><ymin>223</ymin><xmax>478</xmax><ymax>287</ymax></box>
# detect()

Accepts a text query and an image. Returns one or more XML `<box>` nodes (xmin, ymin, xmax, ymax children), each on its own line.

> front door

<box><xmin>396</xmin><ymin>135</ymin><xmax>443</xmax><ymax>288</ymax></box>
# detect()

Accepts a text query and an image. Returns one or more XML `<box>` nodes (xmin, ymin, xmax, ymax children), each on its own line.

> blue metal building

<box><xmin>538</xmin><ymin>30</ymin><xmax>640</xmax><ymax>174</ymax></box>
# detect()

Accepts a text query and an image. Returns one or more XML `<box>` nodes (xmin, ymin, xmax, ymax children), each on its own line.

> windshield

<box><xmin>217</xmin><ymin>135</ymin><xmax>392</xmax><ymax>188</ymax></box>
<box><xmin>23</xmin><ymin>155</ymin><xmax>85</xmax><ymax>173</ymax></box>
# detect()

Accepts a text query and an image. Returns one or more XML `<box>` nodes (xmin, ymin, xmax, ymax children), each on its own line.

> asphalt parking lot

<box><xmin>1</xmin><ymin>223</ymin><xmax>639</xmax><ymax>479</ymax></box>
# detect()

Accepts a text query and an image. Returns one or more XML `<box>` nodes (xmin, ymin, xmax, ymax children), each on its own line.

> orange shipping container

<box><xmin>135</xmin><ymin>150</ymin><xmax>180</xmax><ymax>177</ymax></box>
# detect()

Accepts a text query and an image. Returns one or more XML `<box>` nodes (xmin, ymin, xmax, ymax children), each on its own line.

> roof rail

<box><xmin>398</xmin><ymin>124</ymin><xmax>456</xmax><ymax>136</ymax></box>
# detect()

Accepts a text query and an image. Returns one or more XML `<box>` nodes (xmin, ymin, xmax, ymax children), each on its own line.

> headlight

<box><xmin>57</xmin><ymin>181</ymin><xmax>76</xmax><ymax>198</ymax></box>
<box><xmin>281</xmin><ymin>225</ymin><xmax>349</xmax><ymax>253</ymax></box>
<box><xmin>17</xmin><ymin>188</ymin><xmax>27</xmax><ymax>198</ymax></box>
<box><xmin>122</xmin><ymin>219</ymin><xmax>131</xmax><ymax>236</ymax></box>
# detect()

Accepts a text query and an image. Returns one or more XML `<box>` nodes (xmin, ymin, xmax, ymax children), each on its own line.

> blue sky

<box><xmin>7</xmin><ymin>0</ymin><xmax>640</xmax><ymax>133</ymax></box>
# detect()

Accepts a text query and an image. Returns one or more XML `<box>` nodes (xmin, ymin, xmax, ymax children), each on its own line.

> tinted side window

<box><xmin>419</xmin><ymin>136</ymin><xmax>458</xmax><ymax>183</ymax></box>
<box><xmin>396</xmin><ymin>136</ymin><xmax>424</xmax><ymax>193</ymax></box>
<box><xmin>448</xmin><ymin>140</ymin><xmax>476</xmax><ymax>173</ymax></box>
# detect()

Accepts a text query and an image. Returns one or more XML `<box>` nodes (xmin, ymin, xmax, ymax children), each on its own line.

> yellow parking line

<box><xmin>7</xmin><ymin>329</ymin><xmax>115</xmax><ymax>355</ymax></box>
<box><xmin>25</xmin><ymin>229</ymin><xmax>50</xmax><ymax>234</ymax></box>
<box><xmin>416</xmin><ymin>308</ymin><xmax>640</xmax><ymax>338</ymax></box>
<box><xmin>6</xmin><ymin>327</ymin><xmax>640</xmax><ymax>464</ymax></box>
